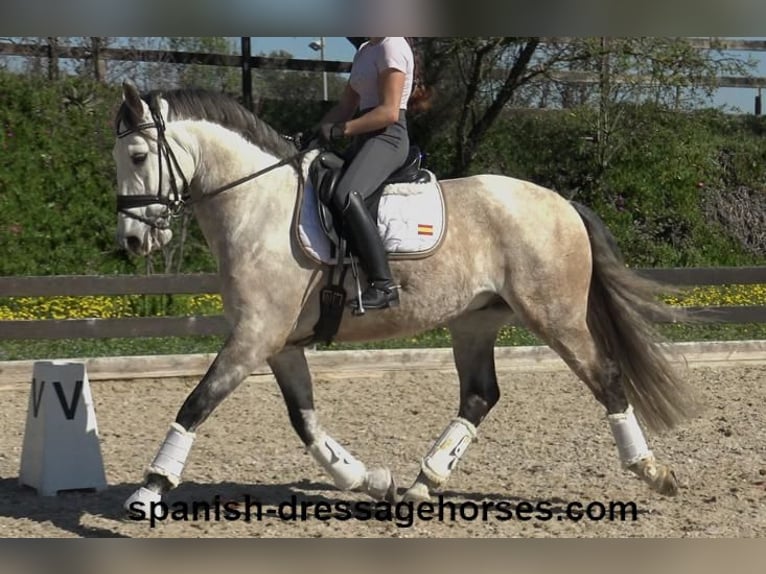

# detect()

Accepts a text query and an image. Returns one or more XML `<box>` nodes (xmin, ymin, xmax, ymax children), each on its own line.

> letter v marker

<box><xmin>31</xmin><ymin>378</ymin><xmax>45</xmax><ymax>418</ymax></box>
<box><xmin>53</xmin><ymin>380</ymin><xmax>83</xmax><ymax>420</ymax></box>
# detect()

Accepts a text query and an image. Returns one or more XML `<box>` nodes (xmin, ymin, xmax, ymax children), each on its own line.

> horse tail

<box><xmin>570</xmin><ymin>201</ymin><xmax>699</xmax><ymax>433</ymax></box>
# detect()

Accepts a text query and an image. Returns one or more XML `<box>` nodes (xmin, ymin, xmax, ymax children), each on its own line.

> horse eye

<box><xmin>131</xmin><ymin>153</ymin><xmax>147</xmax><ymax>166</ymax></box>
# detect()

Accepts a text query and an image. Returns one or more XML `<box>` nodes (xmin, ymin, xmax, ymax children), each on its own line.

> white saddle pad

<box><xmin>297</xmin><ymin>170</ymin><xmax>446</xmax><ymax>264</ymax></box>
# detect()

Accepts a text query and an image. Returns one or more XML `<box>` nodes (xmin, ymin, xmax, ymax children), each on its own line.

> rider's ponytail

<box><xmin>405</xmin><ymin>37</ymin><xmax>434</xmax><ymax>114</ymax></box>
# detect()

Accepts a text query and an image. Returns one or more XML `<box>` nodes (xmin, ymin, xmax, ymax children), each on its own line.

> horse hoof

<box><xmin>384</xmin><ymin>475</ymin><xmax>400</xmax><ymax>504</ymax></box>
<box><xmin>655</xmin><ymin>469</ymin><xmax>680</xmax><ymax>496</ymax></box>
<box><xmin>629</xmin><ymin>458</ymin><xmax>680</xmax><ymax>497</ymax></box>
<box><xmin>365</xmin><ymin>466</ymin><xmax>397</xmax><ymax>502</ymax></box>
<box><xmin>402</xmin><ymin>481</ymin><xmax>431</xmax><ymax>503</ymax></box>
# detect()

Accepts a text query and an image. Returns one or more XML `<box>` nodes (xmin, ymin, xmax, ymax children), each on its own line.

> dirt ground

<box><xmin>0</xmin><ymin>361</ymin><xmax>764</xmax><ymax>538</ymax></box>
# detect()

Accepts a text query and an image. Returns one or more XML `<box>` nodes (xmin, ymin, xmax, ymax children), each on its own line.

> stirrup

<box><xmin>350</xmin><ymin>283</ymin><xmax>400</xmax><ymax>315</ymax></box>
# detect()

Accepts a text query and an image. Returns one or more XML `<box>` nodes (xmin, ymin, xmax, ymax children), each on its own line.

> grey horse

<box><xmin>112</xmin><ymin>82</ymin><xmax>696</xmax><ymax>513</ymax></box>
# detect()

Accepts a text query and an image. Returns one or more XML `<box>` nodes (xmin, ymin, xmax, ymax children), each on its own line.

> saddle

<box><xmin>308</xmin><ymin>145</ymin><xmax>430</xmax><ymax>256</ymax></box>
<box><xmin>306</xmin><ymin>145</ymin><xmax>430</xmax><ymax>345</ymax></box>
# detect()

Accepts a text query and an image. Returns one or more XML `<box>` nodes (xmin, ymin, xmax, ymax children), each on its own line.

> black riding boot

<box><xmin>341</xmin><ymin>191</ymin><xmax>399</xmax><ymax>311</ymax></box>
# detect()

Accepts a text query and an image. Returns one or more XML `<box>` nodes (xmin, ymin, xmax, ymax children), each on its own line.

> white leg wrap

<box><xmin>146</xmin><ymin>422</ymin><xmax>196</xmax><ymax>487</ymax></box>
<box><xmin>124</xmin><ymin>486</ymin><xmax>161</xmax><ymax>512</ymax></box>
<box><xmin>421</xmin><ymin>417</ymin><xmax>476</xmax><ymax>486</ymax></box>
<box><xmin>307</xmin><ymin>434</ymin><xmax>367</xmax><ymax>491</ymax></box>
<box><xmin>607</xmin><ymin>405</ymin><xmax>652</xmax><ymax>467</ymax></box>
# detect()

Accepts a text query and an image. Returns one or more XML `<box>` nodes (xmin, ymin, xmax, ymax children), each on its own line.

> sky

<box><xmin>713</xmin><ymin>51</ymin><xmax>766</xmax><ymax>114</ymax></box>
<box><xmin>250</xmin><ymin>36</ymin><xmax>356</xmax><ymax>62</ymax></box>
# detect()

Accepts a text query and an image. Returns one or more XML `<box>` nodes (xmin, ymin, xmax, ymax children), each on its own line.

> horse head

<box><xmin>112</xmin><ymin>80</ymin><xmax>192</xmax><ymax>255</ymax></box>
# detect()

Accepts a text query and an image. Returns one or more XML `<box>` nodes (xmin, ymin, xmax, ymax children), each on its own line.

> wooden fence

<box><xmin>0</xmin><ymin>38</ymin><xmax>354</xmax><ymax>112</ymax></box>
<box><xmin>0</xmin><ymin>267</ymin><xmax>764</xmax><ymax>341</ymax></box>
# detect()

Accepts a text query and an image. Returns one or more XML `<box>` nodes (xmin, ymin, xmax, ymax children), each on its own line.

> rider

<box><xmin>312</xmin><ymin>37</ymin><xmax>424</xmax><ymax>311</ymax></box>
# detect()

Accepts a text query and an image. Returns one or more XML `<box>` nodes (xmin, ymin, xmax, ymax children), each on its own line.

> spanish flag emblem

<box><xmin>417</xmin><ymin>223</ymin><xmax>434</xmax><ymax>236</ymax></box>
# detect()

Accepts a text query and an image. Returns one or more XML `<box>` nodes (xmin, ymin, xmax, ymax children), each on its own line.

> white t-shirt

<box><xmin>349</xmin><ymin>37</ymin><xmax>414</xmax><ymax>111</ymax></box>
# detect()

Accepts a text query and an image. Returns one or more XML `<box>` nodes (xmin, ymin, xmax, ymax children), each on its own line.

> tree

<box><xmin>103</xmin><ymin>37</ymin><xmax>181</xmax><ymax>89</ymax></box>
<box><xmin>558</xmin><ymin>37</ymin><xmax>754</xmax><ymax>173</ymax></box>
<box><xmin>167</xmin><ymin>37</ymin><xmax>240</xmax><ymax>93</ymax></box>
<box><xmin>250</xmin><ymin>49</ymin><xmax>347</xmax><ymax>103</ymax></box>
<box><xmin>408</xmin><ymin>37</ymin><xmax>754</xmax><ymax>178</ymax></box>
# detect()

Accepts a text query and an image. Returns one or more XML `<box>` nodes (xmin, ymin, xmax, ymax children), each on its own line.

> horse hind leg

<box><xmin>570</xmin><ymin>332</ymin><xmax>679</xmax><ymax>495</ymax></box>
<box><xmin>269</xmin><ymin>347</ymin><xmax>397</xmax><ymax>502</ymax></box>
<box><xmin>404</xmin><ymin>309</ymin><xmax>504</xmax><ymax>502</ymax></box>
<box><xmin>518</xmin><ymin>305</ymin><xmax>680</xmax><ymax>496</ymax></box>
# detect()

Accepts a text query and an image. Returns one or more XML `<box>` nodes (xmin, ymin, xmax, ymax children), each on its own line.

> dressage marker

<box><xmin>19</xmin><ymin>361</ymin><xmax>107</xmax><ymax>496</ymax></box>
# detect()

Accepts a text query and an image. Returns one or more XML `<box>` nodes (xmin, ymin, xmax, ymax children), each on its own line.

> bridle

<box><xmin>116</xmin><ymin>95</ymin><xmax>308</xmax><ymax>230</ymax></box>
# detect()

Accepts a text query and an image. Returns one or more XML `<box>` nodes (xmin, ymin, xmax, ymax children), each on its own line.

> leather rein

<box><xmin>115</xmin><ymin>97</ymin><xmax>308</xmax><ymax>230</ymax></box>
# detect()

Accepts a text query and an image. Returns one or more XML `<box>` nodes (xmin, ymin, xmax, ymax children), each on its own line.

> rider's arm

<box><xmin>318</xmin><ymin>83</ymin><xmax>360</xmax><ymax>124</ymax></box>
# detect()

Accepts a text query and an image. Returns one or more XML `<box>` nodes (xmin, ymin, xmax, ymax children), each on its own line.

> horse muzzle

<box><xmin>118</xmin><ymin>226</ymin><xmax>173</xmax><ymax>256</ymax></box>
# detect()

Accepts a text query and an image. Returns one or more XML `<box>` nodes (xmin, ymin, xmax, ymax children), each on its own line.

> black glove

<box><xmin>318</xmin><ymin>122</ymin><xmax>346</xmax><ymax>145</ymax></box>
<box><xmin>297</xmin><ymin>130</ymin><xmax>319</xmax><ymax>151</ymax></box>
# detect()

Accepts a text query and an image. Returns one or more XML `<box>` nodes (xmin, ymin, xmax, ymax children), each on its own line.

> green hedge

<box><xmin>0</xmin><ymin>74</ymin><xmax>127</xmax><ymax>275</ymax></box>
<box><xmin>2</xmin><ymin>72</ymin><xmax>766</xmax><ymax>277</ymax></box>
<box><xmin>2</xmin><ymin>72</ymin><xmax>766</xmax><ymax>361</ymax></box>
<box><xmin>462</xmin><ymin>105</ymin><xmax>766</xmax><ymax>268</ymax></box>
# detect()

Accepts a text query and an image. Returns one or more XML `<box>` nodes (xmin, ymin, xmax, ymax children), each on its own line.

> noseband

<box><xmin>115</xmin><ymin>96</ymin><xmax>307</xmax><ymax>230</ymax></box>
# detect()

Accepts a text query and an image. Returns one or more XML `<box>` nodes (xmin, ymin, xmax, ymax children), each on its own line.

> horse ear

<box><xmin>122</xmin><ymin>80</ymin><xmax>145</xmax><ymax>124</ymax></box>
<box><xmin>158</xmin><ymin>97</ymin><xmax>169</xmax><ymax>122</ymax></box>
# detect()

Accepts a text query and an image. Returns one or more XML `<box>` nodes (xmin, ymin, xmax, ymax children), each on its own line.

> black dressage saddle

<box><xmin>307</xmin><ymin>145</ymin><xmax>430</xmax><ymax>253</ymax></box>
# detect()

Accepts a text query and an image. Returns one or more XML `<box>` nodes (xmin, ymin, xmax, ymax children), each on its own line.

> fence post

<box><xmin>241</xmin><ymin>37</ymin><xmax>252</xmax><ymax>112</ymax></box>
<box><xmin>91</xmin><ymin>37</ymin><xmax>106</xmax><ymax>82</ymax></box>
<box><xmin>47</xmin><ymin>37</ymin><xmax>59</xmax><ymax>81</ymax></box>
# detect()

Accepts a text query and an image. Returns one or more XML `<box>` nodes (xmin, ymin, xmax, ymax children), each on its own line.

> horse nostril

<box><xmin>125</xmin><ymin>236</ymin><xmax>142</xmax><ymax>253</ymax></box>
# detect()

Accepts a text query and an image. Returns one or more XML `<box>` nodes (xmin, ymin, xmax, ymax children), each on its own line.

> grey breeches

<box><xmin>333</xmin><ymin>109</ymin><xmax>409</xmax><ymax>209</ymax></box>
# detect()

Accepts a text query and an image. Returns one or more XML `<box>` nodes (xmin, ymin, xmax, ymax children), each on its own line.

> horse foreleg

<box><xmin>269</xmin><ymin>346</ymin><xmax>397</xmax><ymax>502</ymax></box>
<box><xmin>404</xmin><ymin>320</ymin><xmax>501</xmax><ymax>502</ymax></box>
<box><xmin>123</xmin><ymin>329</ymin><xmax>264</xmax><ymax>512</ymax></box>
